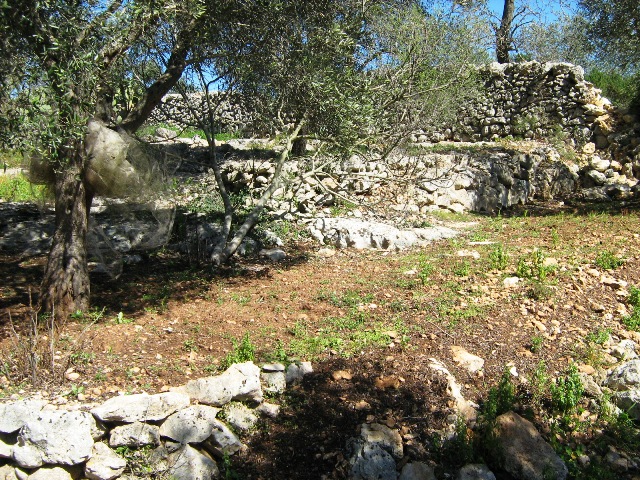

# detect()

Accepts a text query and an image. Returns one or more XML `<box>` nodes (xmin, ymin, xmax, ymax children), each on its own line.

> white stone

<box><xmin>286</xmin><ymin>361</ymin><xmax>313</xmax><ymax>385</ymax></box>
<box><xmin>223</xmin><ymin>403</ymin><xmax>259</xmax><ymax>432</ymax></box>
<box><xmin>451</xmin><ymin>346</ymin><xmax>485</xmax><ymax>373</ymax></box>
<box><xmin>0</xmin><ymin>400</ymin><xmax>47</xmax><ymax>434</ymax></box>
<box><xmin>27</xmin><ymin>466</ymin><xmax>73</xmax><ymax>480</ymax></box>
<box><xmin>84</xmin><ymin>442</ymin><xmax>127</xmax><ymax>480</ymax></box>
<box><xmin>12</xmin><ymin>410</ymin><xmax>95</xmax><ymax>468</ymax></box>
<box><xmin>260</xmin><ymin>371</ymin><xmax>286</xmax><ymax>394</ymax></box>
<box><xmin>172</xmin><ymin>362</ymin><xmax>263</xmax><ymax>406</ymax></box>
<box><xmin>109</xmin><ymin>422</ymin><xmax>160</xmax><ymax>448</ymax></box>
<box><xmin>91</xmin><ymin>392</ymin><xmax>190</xmax><ymax>423</ymax></box>
<box><xmin>0</xmin><ymin>465</ymin><xmax>18</xmax><ymax>480</ymax></box>
<box><xmin>167</xmin><ymin>445</ymin><xmax>219</xmax><ymax>480</ymax></box>
<box><xmin>159</xmin><ymin>405</ymin><xmax>221</xmax><ymax>444</ymax></box>
<box><xmin>360</xmin><ymin>423</ymin><xmax>403</xmax><ymax>460</ymax></box>
<box><xmin>605</xmin><ymin>359</ymin><xmax>640</xmax><ymax>391</ymax></box>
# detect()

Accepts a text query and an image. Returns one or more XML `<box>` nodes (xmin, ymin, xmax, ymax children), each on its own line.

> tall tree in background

<box><xmin>496</xmin><ymin>0</ymin><xmax>516</xmax><ymax>63</ymax></box>
<box><xmin>0</xmin><ymin>0</ymin><xmax>208</xmax><ymax>316</ymax></box>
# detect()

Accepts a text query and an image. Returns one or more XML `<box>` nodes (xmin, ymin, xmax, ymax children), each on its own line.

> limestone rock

<box><xmin>456</xmin><ymin>464</ymin><xmax>496</xmax><ymax>480</ymax></box>
<box><xmin>286</xmin><ymin>362</ymin><xmax>313</xmax><ymax>385</ymax></box>
<box><xmin>0</xmin><ymin>465</ymin><xmax>18</xmax><ymax>480</ymax></box>
<box><xmin>359</xmin><ymin>423</ymin><xmax>403</xmax><ymax>460</ymax></box>
<box><xmin>109</xmin><ymin>422</ymin><xmax>160</xmax><ymax>448</ymax></box>
<box><xmin>429</xmin><ymin>358</ymin><xmax>478</xmax><ymax>421</ymax></box>
<box><xmin>167</xmin><ymin>445</ymin><xmax>219</xmax><ymax>480</ymax></box>
<box><xmin>451</xmin><ymin>346</ymin><xmax>485</xmax><ymax>373</ymax></box>
<box><xmin>613</xmin><ymin>390</ymin><xmax>640</xmax><ymax>420</ymax></box>
<box><xmin>91</xmin><ymin>392</ymin><xmax>190</xmax><ymax>423</ymax></box>
<box><xmin>172</xmin><ymin>362</ymin><xmax>263</xmax><ymax>406</ymax></box>
<box><xmin>0</xmin><ymin>432</ymin><xmax>14</xmax><ymax>458</ymax></box>
<box><xmin>84</xmin><ymin>442</ymin><xmax>127</xmax><ymax>480</ymax></box>
<box><xmin>348</xmin><ymin>442</ymin><xmax>397</xmax><ymax>480</ymax></box>
<box><xmin>399</xmin><ymin>462</ymin><xmax>436</xmax><ymax>480</ymax></box>
<box><xmin>159</xmin><ymin>405</ymin><xmax>221</xmax><ymax>444</ymax></box>
<box><xmin>493</xmin><ymin>412</ymin><xmax>567</xmax><ymax>480</ymax></box>
<box><xmin>223</xmin><ymin>403</ymin><xmax>259</xmax><ymax>432</ymax></box>
<box><xmin>605</xmin><ymin>359</ymin><xmax>640</xmax><ymax>391</ymax></box>
<box><xmin>12</xmin><ymin>410</ymin><xmax>95</xmax><ymax>468</ymax></box>
<box><xmin>27</xmin><ymin>466</ymin><xmax>74</xmax><ymax>480</ymax></box>
<box><xmin>260</xmin><ymin>371</ymin><xmax>286</xmax><ymax>394</ymax></box>
<box><xmin>202</xmin><ymin>419</ymin><xmax>244</xmax><ymax>458</ymax></box>
<box><xmin>256</xmin><ymin>402</ymin><xmax>280</xmax><ymax>418</ymax></box>
<box><xmin>0</xmin><ymin>400</ymin><xmax>47</xmax><ymax>434</ymax></box>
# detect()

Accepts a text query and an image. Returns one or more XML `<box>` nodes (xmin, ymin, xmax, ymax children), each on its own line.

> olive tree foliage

<box><xmin>515</xmin><ymin>13</ymin><xmax>594</xmax><ymax>67</ymax></box>
<box><xmin>174</xmin><ymin>0</ymin><xmax>485</xmax><ymax>264</ymax></box>
<box><xmin>0</xmin><ymin>0</ymin><xmax>208</xmax><ymax>316</ymax></box>
<box><xmin>579</xmin><ymin>0</ymin><xmax>640</xmax><ymax>71</ymax></box>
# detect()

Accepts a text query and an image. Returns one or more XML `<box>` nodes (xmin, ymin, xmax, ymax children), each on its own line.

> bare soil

<box><xmin>1</xmin><ymin>199</ymin><xmax>640</xmax><ymax>479</ymax></box>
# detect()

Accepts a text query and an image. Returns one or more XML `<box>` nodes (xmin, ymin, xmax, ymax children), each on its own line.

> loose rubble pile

<box><xmin>0</xmin><ymin>361</ymin><xmax>311</xmax><ymax>480</ymax></box>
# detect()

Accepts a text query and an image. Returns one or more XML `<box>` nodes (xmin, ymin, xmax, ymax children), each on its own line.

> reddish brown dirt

<box><xmin>1</xmin><ymin>200</ymin><xmax>640</xmax><ymax>479</ymax></box>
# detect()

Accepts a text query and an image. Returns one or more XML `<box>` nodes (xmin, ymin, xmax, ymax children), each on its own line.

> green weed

<box><xmin>585</xmin><ymin>327</ymin><xmax>611</xmax><ymax>345</ymax></box>
<box><xmin>220</xmin><ymin>334</ymin><xmax>255</xmax><ymax>370</ymax></box>
<box><xmin>595</xmin><ymin>250</ymin><xmax>625</xmax><ymax>270</ymax></box>
<box><xmin>622</xmin><ymin>285</ymin><xmax>640</xmax><ymax>331</ymax></box>
<box><xmin>483</xmin><ymin>368</ymin><xmax>516</xmax><ymax>421</ymax></box>
<box><xmin>550</xmin><ymin>364</ymin><xmax>584</xmax><ymax>413</ymax></box>
<box><xmin>113</xmin><ymin>312</ymin><xmax>133</xmax><ymax>324</ymax></box>
<box><xmin>529</xmin><ymin>335</ymin><xmax>544</xmax><ymax>353</ymax></box>
<box><xmin>453</xmin><ymin>260</ymin><xmax>471</xmax><ymax>277</ymax></box>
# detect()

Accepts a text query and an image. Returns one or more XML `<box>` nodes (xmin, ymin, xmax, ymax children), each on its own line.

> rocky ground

<box><xmin>1</xmin><ymin>195</ymin><xmax>640</xmax><ymax>479</ymax></box>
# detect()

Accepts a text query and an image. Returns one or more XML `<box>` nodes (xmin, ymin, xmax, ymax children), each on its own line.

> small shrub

<box><xmin>585</xmin><ymin>327</ymin><xmax>611</xmax><ymax>345</ymax></box>
<box><xmin>453</xmin><ymin>260</ymin><xmax>471</xmax><ymax>277</ymax></box>
<box><xmin>550</xmin><ymin>364</ymin><xmax>584</xmax><ymax>413</ymax></box>
<box><xmin>529</xmin><ymin>335</ymin><xmax>544</xmax><ymax>353</ymax></box>
<box><xmin>488</xmin><ymin>243</ymin><xmax>509</xmax><ymax>270</ymax></box>
<box><xmin>595</xmin><ymin>250</ymin><xmax>625</xmax><ymax>270</ymax></box>
<box><xmin>484</xmin><ymin>368</ymin><xmax>516</xmax><ymax>420</ymax></box>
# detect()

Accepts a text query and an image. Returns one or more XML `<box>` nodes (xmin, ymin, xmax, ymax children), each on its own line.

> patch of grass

<box><xmin>329</xmin><ymin>198</ymin><xmax>357</xmax><ymax>216</ymax></box>
<box><xmin>622</xmin><ymin>285</ymin><xmax>640</xmax><ymax>331</ymax></box>
<box><xmin>69</xmin><ymin>351</ymin><xmax>95</xmax><ymax>365</ymax></box>
<box><xmin>516</xmin><ymin>249</ymin><xmax>555</xmax><ymax>282</ymax></box>
<box><xmin>452</xmin><ymin>260</ymin><xmax>471</xmax><ymax>277</ymax></box>
<box><xmin>594</xmin><ymin>250</ymin><xmax>625</xmax><ymax>270</ymax></box>
<box><xmin>0</xmin><ymin>174</ymin><xmax>46</xmax><ymax>202</ymax></box>
<box><xmin>526</xmin><ymin>280</ymin><xmax>553</xmax><ymax>301</ymax></box>
<box><xmin>585</xmin><ymin>327</ymin><xmax>611</xmax><ymax>345</ymax></box>
<box><xmin>0</xmin><ymin>149</ymin><xmax>22</xmax><ymax>168</ymax></box>
<box><xmin>183</xmin><ymin>339</ymin><xmax>198</xmax><ymax>352</ymax></box>
<box><xmin>220</xmin><ymin>333</ymin><xmax>256</xmax><ymax>370</ymax></box>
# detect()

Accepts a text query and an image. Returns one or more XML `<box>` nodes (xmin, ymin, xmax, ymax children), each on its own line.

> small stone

<box><xmin>332</xmin><ymin>370</ymin><xmax>353</xmax><ymax>381</ymax></box>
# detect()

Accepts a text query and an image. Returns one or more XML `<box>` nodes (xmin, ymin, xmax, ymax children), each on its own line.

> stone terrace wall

<box><xmin>418</xmin><ymin>62</ymin><xmax>600</xmax><ymax>143</ymax></box>
<box><xmin>148</xmin><ymin>92</ymin><xmax>253</xmax><ymax>134</ymax></box>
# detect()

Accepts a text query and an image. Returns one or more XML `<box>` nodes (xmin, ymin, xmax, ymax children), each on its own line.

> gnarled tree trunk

<box><xmin>39</xmin><ymin>143</ymin><xmax>93</xmax><ymax>317</ymax></box>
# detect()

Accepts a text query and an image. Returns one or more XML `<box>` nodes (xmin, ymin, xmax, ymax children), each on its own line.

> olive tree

<box><xmin>0</xmin><ymin>0</ymin><xmax>210</xmax><ymax>316</ymax></box>
<box><xmin>175</xmin><ymin>0</ymin><xmax>483</xmax><ymax>264</ymax></box>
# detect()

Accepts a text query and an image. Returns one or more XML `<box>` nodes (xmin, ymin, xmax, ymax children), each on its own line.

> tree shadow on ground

<box><xmin>500</xmin><ymin>198</ymin><xmax>640</xmax><ymax>218</ymax></box>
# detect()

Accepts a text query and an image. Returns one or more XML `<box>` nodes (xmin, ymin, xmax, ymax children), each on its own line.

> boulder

<box><xmin>91</xmin><ymin>392</ymin><xmax>190</xmax><ymax>423</ymax></box>
<box><xmin>359</xmin><ymin>423</ymin><xmax>403</xmax><ymax>460</ymax></box>
<box><xmin>12</xmin><ymin>410</ymin><xmax>95</xmax><ymax>468</ymax></box>
<box><xmin>172</xmin><ymin>362</ymin><xmax>263</xmax><ymax>406</ymax></box>
<box><xmin>0</xmin><ymin>465</ymin><xmax>18</xmax><ymax>480</ymax></box>
<box><xmin>159</xmin><ymin>405</ymin><xmax>221</xmax><ymax>444</ymax></box>
<box><xmin>493</xmin><ymin>412</ymin><xmax>567</xmax><ymax>480</ymax></box>
<box><xmin>84</xmin><ymin>442</ymin><xmax>127</xmax><ymax>480</ymax></box>
<box><xmin>613</xmin><ymin>390</ymin><xmax>640</xmax><ymax>420</ymax></box>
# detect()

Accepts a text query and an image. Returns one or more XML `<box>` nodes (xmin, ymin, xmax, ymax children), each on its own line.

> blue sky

<box><xmin>485</xmin><ymin>0</ymin><xmax>578</xmax><ymax>23</ymax></box>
